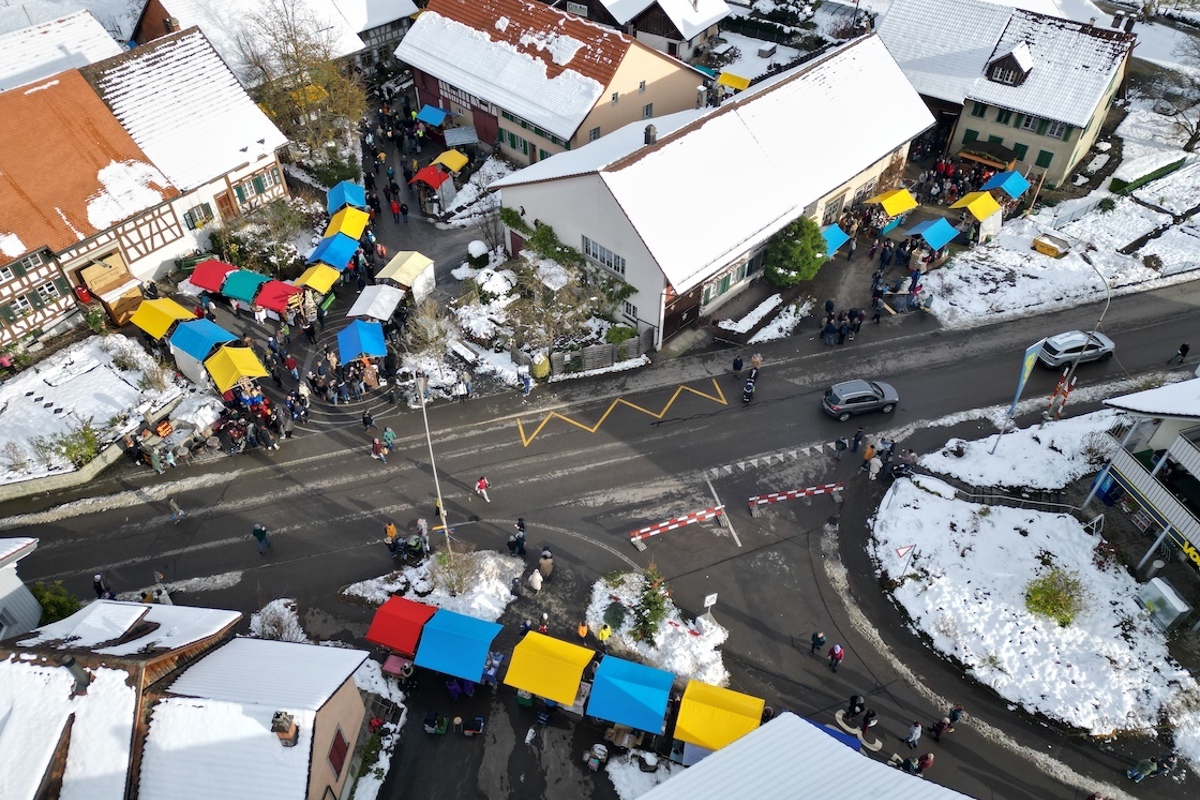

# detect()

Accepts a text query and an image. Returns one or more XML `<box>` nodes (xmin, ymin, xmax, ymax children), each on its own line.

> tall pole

<box><xmin>417</xmin><ymin>374</ymin><xmax>453</xmax><ymax>561</ymax></box>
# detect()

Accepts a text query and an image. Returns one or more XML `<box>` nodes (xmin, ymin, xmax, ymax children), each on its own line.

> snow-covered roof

<box><xmin>0</xmin><ymin>69</ymin><xmax>177</xmax><ymax>267</ymax></box>
<box><xmin>497</xmin><ymin>35</ymin><xmax>934</xmax><ymax>295</ymax></box>
<box><xmin>81</xmin><ymin>28</ymin><xmax>288</xmax><ymax>191</ymax></box>
<box><xmin>168</xmin><ymin>638</ymin><xmax>367</xmax><ymax>710</ymax></box>
<box><xmin>0</xmin><ymin>537</ymin><xmax>36</xmax><ymax>567</ymax></box>
<box><xmin>20</xmin><ymin>600</ymin><xmax>240</xmax><ymax>654</ymax></box>
<box><xmin>0</xmin><ymin>0</ymin><xmax>137</xmax><ymax>39</ymax></box>
<box><xmin>395</xmin><ymin>0</ymin><xmax>643</xmax><ymax>141</ymax></box>
<box><xmin>877</xmin><ymin>0</ymin><xmax>1019</xmax><ymax>104</ymax></box>
<box><xmin>146</xmin><ymin>0</ymin><xmax>364</xmax><ymax>87</ymax></box>
<box><xmin>1105</xmin><ymin>377</ymin><xmax>1200</xmax><ymax>420</ymax></box>
<box><xmin>0</xmin><ymin>656</ymin><xmax>136</xmax><ymax>800</ymax></box>
<box><xmin>599</xmin><ymin>0</ymin><xmax>730</xmax><ymax>41</ymax></box>
<box><xmin>640</xmin><ymin>712</ymin><xmax>972</xmax><ymax>799</ymax></box>
<box><xmin>330</xmin><ymin>0</ymin><xmax>418</xmax><ymax>33</ymax></box>
<box><xmin>966</xmin><ymin>12</ymin><xmax>1134</xmax><ymax>129</ymax></box>
<box><xmin>0</xmin><ymin>10</ymin><xmax>122</xmax><ymax>92</ymax></box>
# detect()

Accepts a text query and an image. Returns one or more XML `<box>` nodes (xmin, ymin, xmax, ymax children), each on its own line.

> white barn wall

<box><xmin>0</xmin><ymin>566</ymin><xmax>42</xmax><ymax>640</ymax></box>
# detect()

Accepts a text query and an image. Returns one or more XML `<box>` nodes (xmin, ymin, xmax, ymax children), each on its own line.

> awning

<box><xmin>865</xmin><ymin>188</ymin><xmax>918</xmax><ymax>217</ymax></box>
<box><xmin>221</xmin><ymin>270</ymin><xmax>271</xmax><ymax>303</ymax></box>
<box><xmin>347</xmin><ymin>285</ymin><xmax>406</xmax><ymax>320</ymax></box>
<box><xmin>410</xmin><ymin>165</ymin><xmax>450</xmax><ymax>189</ymax></box>
<box><xmin>307</xmin><ymin>233</ymin><xmax>360</xmax><ymax>271</ymax></box>
<box><xmin>130</xmin><ymin>298</ymin><xmax>194</xmax><ymax>339</ymax></box>
<box><xmin>717</xmin><ymin>72</ymin><xmax>750</xmax><ymax>91</ymax></box>
<box><xmin>376</xmin><ymin>251</ymin><xmax>433</xmax><ymax>286</ymax></box>
<box><xmin>958</xmin><ymin>140</ymin><xmax>1017</xmax><ymax>170</ymax></box>
<box><xmin>188</xmin><ymin>259</ymin><xmax>237</xmax><ymax>292</ymax></box>
<box><xmin>365</xmin><ymin>597</ymin><xmax>437</xmax><ymax>658</ymax></box>
<box><xmin>586</xmin><ymin>656</ymin><xmax>674</xmax><ymax>733</ymax></box>
<box><xmin>444</xmin><ymin>126</ymin><xmax>479</xmax><ymax>147</ymax></box>
<box><xmin>432</xmin><ymin>149</ymin><xmax>469</xmax><ymax>173</ymax></box>
<box><xmin>254</xmin><ymin>280</ymin><xmax>302</xmax><ymax>314</ymax></box>
<box><xmin>981</xmin><ymin>170</ymin><xmax>1031</xmax><ymax>200</ymax></box>
<box><xmin>327</xmin><ymin>180</ymin><xmax>367</xmax><ymax>214</ymax></box>
<box><xmin>821</xmin><ymin>224</ymin><xmax>850</xmax><ymax>256</ymax></box>
<box><xmin>324</xmin><ymin>206</ymin><xmax>370</xmax><ymax>240</ymax></box>
<box><xmin>949</xmin><ymin>191</ymin><xmax>1001</xmax><ymax>222</ymax></box>
<box><xmin>336</xmin><ymin>319</ymin><xmax>387</xmax><ymax>361</ymax></box>
<box><xmin>503</xmin><ymin>632</ymin><xmax>593</xmax><ymax>706</ymax></box>
<box><xmin>905</xmin><ymin>217</ymin><xmax>961</xmax><ymax>251</ymax></box>
<box><xmin>203</xmin><ymin>345</ymin><xmax>268</xmax><ymax>393</ymax></box>
<box><xmin>169</xmin><ymin>319</ymin><xmax>237</xmax><ymax>362</ymax></box>
<box><xmin>807</xmin><ymin>717</ymin><xmax>861</xmax><ymax>751</ymax></box>
<box><xmin>296</xmin><ymin>264</ymin><xmax>341</xmax><ymax>295</ymax></box>
<box><xmin>416</xmin><ymin>104</ymin><xmax>450</xmax><ymax>126</ymax></box>
<box><xmin>674</xmin><ymin>680</ymin><xmax>764</xmax><ymax>751</ymax></box>
<box><xmin>412</xmin><ymin>609</ymin><xmax>502</xmax><ymax>682</ymax></box>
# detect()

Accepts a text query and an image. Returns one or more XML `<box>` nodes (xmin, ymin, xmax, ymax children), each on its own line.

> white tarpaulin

<box><xmin>347</xmin><ymin>285</ymin><xmax>406</xmax><ymax>320</ymax></box>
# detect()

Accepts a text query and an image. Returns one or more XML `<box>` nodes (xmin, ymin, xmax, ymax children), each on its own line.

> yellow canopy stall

<box><xmin>674</xmin><ymin>680</ymin><xmax>764</xmax><ymax>752</ymax></box>
<box><xmin>432</xmin><ymin>149</ymin><xmax>469</xmax><ymax>173</ymax></box>
<box><xmin>376</xmin><ymin>251</ymin><xmax>433</xmax><ymax>285</ymax></box>
<box><xmin>130</xmin><ymin>298</ymin><xmax>194</xmax><ymax>339</ymax></box>
<box><xmin>717</xmin><ymin>72</ymin><xmax>750</xmax><ymax>92</ymax></box>
<box><xmin>295</xmin><ymin>264</ymin><xmax>341</xmax><ymax>295</ymax></box>
<box><xmin>950</xmin><ymin>190</ymin><xmax>1002</xmax><ymax>222</ymax></box>
<box><xmin>203</xmin><ymin>345</ymin><xmax>268</xmax><ymax>393</ymax></box>
<box><xmin>324</xmin><ymin>206</ymin><xmax>370</xmax><ymax>240</ymax></box>
<box><xmin>865</xmin><ymin>188</ymin><xmax>918</xmax><ymax>217</ymax></box>
<box><xmin>502</xmin><ymin>632</ymin><xmax>593</xmax><ymax>706</ymax></box>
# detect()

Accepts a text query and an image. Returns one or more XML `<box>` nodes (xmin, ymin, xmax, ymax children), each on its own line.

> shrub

<box><xmin>603</xmin><ymin>600</ymin><xmax>628</xmax><ymax>630</ymax></box>
<box><xmin>83</xmin><ymin>305</ymin><xmax>107</xmax><ymax>334</ymax></box>
<box><xmin>605</xmin><ymin>325</ymin><xmax>636</xmax><ymax>345</ymax></box>
<box><xmin>1</xmin><ymin>441</ymin><xmax>30</xmax><ymax>474</ymax></box>
<box><xmin>631</xmin><ymin>562</ymin><xmax>669</xmax><ymax>643</ymax></box>
<box><xmin>302</xmin><ymin>155</ymin><xmax>360</xmax><ymax>189</ymax></box>
<box><xmin>1097</xmin><ymin>197</ymin><xmax>1116</xmax><ymax>213</ymax></box>
<box><xmin>30</xmin><ymin>581</ymin><xmax>81</xmax><ymax>624</ymax></box>
<box><xmin>1024</xmin><ymin>568</ymin><xmax>1085</xmax><ymax>626</ymax></box>
<box><xmin>428</xmin><ymin>544</ymin><xmax>476</xmax><ymax>597</ymax></box>
<box><xmin>52</xmin><ymin>416</ymin><xmax>101</xmax><ymax>468</ymax></box>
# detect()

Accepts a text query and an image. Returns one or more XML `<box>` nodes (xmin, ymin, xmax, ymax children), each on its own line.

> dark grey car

<box><xmin>821</xmin><ymin>379</ymin><xmax>899</xmax><ymax>422</ymax></box>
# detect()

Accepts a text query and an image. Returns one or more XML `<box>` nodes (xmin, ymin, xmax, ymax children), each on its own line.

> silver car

<box><xmin>1036</xmin><ymin>330</ymin><xmax>1115</xmax><ymax>368</ymax></box>
<box><xmin>822</xmin><ymin>380</ymin><xmax>899</xmax><ymax>422</ymax></box>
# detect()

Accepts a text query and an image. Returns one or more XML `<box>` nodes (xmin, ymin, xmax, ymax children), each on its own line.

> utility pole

<box><xmin>417</xmin><ymin>374</ymin><xmax>453</xmax><ymax>561</ymax></box>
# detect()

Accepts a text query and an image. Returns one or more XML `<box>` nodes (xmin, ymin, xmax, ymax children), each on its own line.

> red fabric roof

<box><xmin>255</xmin><ymin>280</ymin><xmax>302</xmax><ymax>313</ymax></box>
<box><xmin>410</xmin><ymin>165</ymin><xmax>449</xmax><ymax>189</ymax></box>
<box><xmin>189</xmin><ymin>259</ymin><xmax>237</xmax><ymax>292</ymax></box>
<box><xmin>365</xmin><ymin>596</ymin><xmax>438</xmax><ymax>656</ymax></box>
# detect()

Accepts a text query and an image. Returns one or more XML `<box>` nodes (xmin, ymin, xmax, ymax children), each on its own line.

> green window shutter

<box><xmin>1036</xmin><ymin>119</ymin><xmax>1049</xmax><ymax>135</ymax></box>
<box><xmin>1035</xmin><ymin>149</ymin><xmax>1054</xmax><ymax>168</ymax></box>
<box><xmin>0</xmin><ymin>303</ymin><xmax>15</xmax><ymax>323</ymax></box>
<box><xmin>1063</xmin><ymin>126</ymin><xmax>1075</xmax><ymax>141</ymax></box>
<box><xmin>1013</xmin><ymin>114</ymin><xmax>1024</xmax><ymax>128</ymax></box>
<box><xmin>234</xmin><ymin>184</ymin><xmax>246</xmax><ymax>203</ymax></box>
<box><xmin>27</xmin><ymin>291</ymin><xmax>43</xmax><ymax>310</ymax></box>
<box><xmin>971</xmin><ymin>102</ymin><xmax>986</xmax><ymax>118</ymax></box>
<box><xmin>53</xmin><ymin>277</ymin><xmax>69</xmax><ymax>296</ymax></box>
<box><xmin>11</xmin><ymin>262</ymin><xmax>26</xmax><ymax>277</ymax></box>
<box><xmin>253</xmin><ymin>175</ymin><xmax>266</xmax><ymax>194</ymax></box>
<box><xmin>1013</xmin><ymin>143</ymin><xmax>1029</xmax><ymax>161</ymax></box>
<box><xmin>202</xmin><ymin>202</ymin><xmax>213</xmax><ymax>220</ymax></box>
<box><xmin>962</xmin><ymin>129</ymin><xmax>979</xmax><ymax>144</ymax></box>
<box><xmin>183</xmin><ymin>209</ymin><xmax>197</xmax><ymax>230</ymax></box>
<box><xmin>996</xmin><ymin>109</ymin><xmax>1012</xmax><ymax>124</ymax></box>
<box><xmin>988</xmin><ymin>135</ymin><xmax>1004</xmax><ymax>145</ymax></box>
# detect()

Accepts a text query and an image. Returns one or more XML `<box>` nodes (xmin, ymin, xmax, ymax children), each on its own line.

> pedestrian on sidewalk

<box><xmin>521</xmin><ymin>371</ymin><xmax>533</xmax><ymax>398</ymax></box>
<box><xmin>576</xmin><ymin>620</ymin><xmax>589</xmax><ymax>643</ymax></box>
<box><xmin>904</xmin><ymin>720</ymin><xmax>922</xmax><ymax>749</ymax></box>
<box><xmin>1169</xmin><ymin>342</ymin><xmax>1190</xmax><ymax>363</ymax></box>
<box><xmin>846</xmin><ymin>237</ymin><xmax>856</xmax><ymax>260</ymax></box>
<box><xmin>930</xmin><ymin>717</ymin><xmax>952</xmax><ymax>741</ymax></box>
<box><xmin>851</xmin><ymin>428</ymin><xmax>863</xmax><ymax>453</ymax></box>
<box><xmin>828</xmin><ymin>644</ymin><xmax>845</xmax><ymax>672</ymax></box>
<box><xmin>475</xmin><ymin>476</ymin><xmax>491</xmax><ymax>502</ymax></box>
<box><xmin>847</xmin><ymin>694</ymin><xmax>866</xmax><ymax>721</ymax></box>
<box><xmin>834</xmin><ymin>436</ymin><xmax>848</xmax><ymax>461</ymax></box>
<box><xmin>527</xmin><ymin>569</ymin><xmax>543</xmax><ymax>593</ymax></box>
<box><xmin>598</xmin><ymin>623</ymin><xmax>612</xmax><ymax>650</ymax></box>
<box><xmin>868</xmin><ymin>455</ymin><xmax>883</xmax><ymax>481</ymax></box>
<box><xmin>400</xmin><ymin>202</ymin><xmax>409</xmax><ymax>223</ymax></box>
<box><xmin>362</xmin><ymin>409</ymin><xmax>376</xmax><ymax>431</ymax></box>
<box><xmin>168</xmin><ymin>498</ymin><xmax>187</xmax><ymax>524</ymax></box>
<box><xmin>733</xmin><ymin>354</ymin><xmax>743</xmax><ymax>379</ymax></box>
<box><xmin>371</xmin><ymin>438</ymin><xmax>388</xmax><ymax>464</ymax></box>
<box><xmin>872</xmin><ymin>296</ymin><xmax>884</xmax><ymax>324</ymax></box>
<box><xmin>252</xmin><ymin>523</ymin><xmax>272</xmax><ymax>555</ymax></box>
<box><xmin>810</xmin><ymin>631</ymin><xmax>826</xmax><ymax>655</ymax></box>
<box><xmin>390</xmin><ymin>199</ymin><xmax>400</xmax><ymax>222</ymax></box>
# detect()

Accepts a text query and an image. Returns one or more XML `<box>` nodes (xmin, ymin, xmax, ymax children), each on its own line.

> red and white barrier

<box><xmin>748</xmin><ymin>482</ymin><xmax>843</xmax><ymax>509</ymax></box>
<box><xmin>630</xmin><ymin>505</ymin><xmax>724</xmax><ymax>543</ymax></box>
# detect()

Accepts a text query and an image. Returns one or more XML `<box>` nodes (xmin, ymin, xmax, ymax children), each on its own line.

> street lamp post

<box><xmin>416</xmin><ymin>374</ymin><xmax>453</xmax><ymax>561</ymax></box>
<box><xmin>1046</xmin><ymin>259</ymin><xmax>1111</xmax><ymax>422</ymax></box>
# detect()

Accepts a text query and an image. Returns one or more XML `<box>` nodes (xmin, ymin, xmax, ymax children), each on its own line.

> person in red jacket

<box><xmin>827</xmin><ymin>643</ymin><xmax>845</xmax><ymax>672</ymax></box>
<box><xmin>390</xmin><ymin>198</ymin><xmax>400</xmax><ymax>222</ymax></box>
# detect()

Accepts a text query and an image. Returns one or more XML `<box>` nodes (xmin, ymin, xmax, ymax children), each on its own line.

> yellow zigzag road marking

<box><xmin>516</xmin><ymin>379</ymin><xmax>728</xmax><ymax>446</ymax></box>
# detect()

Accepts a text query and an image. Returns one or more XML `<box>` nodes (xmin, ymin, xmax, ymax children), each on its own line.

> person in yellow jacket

<box><xmin>597</xmin><ymin>623</ymin><xmax>612</xmax><ymax>651</ymax></box>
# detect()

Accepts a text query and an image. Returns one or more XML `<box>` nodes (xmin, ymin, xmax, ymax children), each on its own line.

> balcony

<box><xmin>1106</xmin><ymin>443</ymin><xmax>1200</xmax><ymax>546</ymax></box>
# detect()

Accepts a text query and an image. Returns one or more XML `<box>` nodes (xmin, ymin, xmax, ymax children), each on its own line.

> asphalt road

<box><xmin>5</xmin><ymin>278</ymin><xmax>1199</xmax><ymax>800</ymax></box>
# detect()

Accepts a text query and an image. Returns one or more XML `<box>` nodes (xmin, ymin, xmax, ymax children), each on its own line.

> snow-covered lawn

<box><xmin>750</xmin><ymin>298</ymin><xmax>813</xmax><ymax>344</ymax></box>
<box><xmin>717</xmin><ymin>294</ymin><xmax>782</xmax><ymax>333</ymax></box>
<box><xmin>442</xmin><ymin>156</ymin><xmax>514</xmax><ymax>228</ymax></box>
<box><xmin>343</xmin><ymin>550</ymin><xmax>522</xmax><ymax>622</ymax></box>
<box><xmin>586</xmin><ymin>572</ymin><xmax>729</xmax><ymax>686</ymax></box>
<box><xmin>713</xmin><ymin>31</ymin><xmax>803</xmax><ymax>81</ymax></box>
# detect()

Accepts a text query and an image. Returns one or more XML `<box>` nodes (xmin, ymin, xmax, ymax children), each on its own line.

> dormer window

<box><xmin>992</xmin><ymin>66</ymin><xmax>1019</xmax><ymax>85</ymax></box>
<box><xmin>986</xmin><ymin>41</ymin><xmax>1033</xmax><ymax>86</ymax></box>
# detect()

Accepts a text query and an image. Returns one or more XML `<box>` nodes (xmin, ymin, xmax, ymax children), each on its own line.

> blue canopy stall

<box><xmin>336</xmin><ymin>319</ymin><xmax>387</xmax><ymax>362</ymax></box>
<box><xmin>905</xmin><ymin>217</ymin><xmax>960</xmax><ymax>251</ymax></box>
<box><xmin>327</xmin><ymin>180</ymin><xmax>367</xmax><ymax>214</ymax></box>
<box><xmin>820</xmin><ymin>224</ymin><xmax>850</xmax><ymax>256</ymax></box>
<box><xmin>416</xmin><ymin>104</ymin><xmax>450</xmax><ymax>126</ymax></box>
<box><xmin>169</xmin><ymin>319</ymin><xmax>237</xmax><ymax>361</ymax></box>
<box><xmin>805</xmin><ymin>717</ymin><xmax>861</xmax><ymax>751</ymax></box>
<box><xmin>307</xmin><ymin>233</ymin><xmax>360</xmax><ymax>271</ymax></box>
<box><xmin>413</xmin><ymin>609</ymin><xmax>503</xmax><ymax>682</ymax></box>
<box><xmin>981</xmin><ymin>170</ymin><xmax>1031</xmax><ymax>200</ymax></box>
<box><xmin>586</xmin><ymin>656</ymin><xmax>674</xmax><ymax>733</ymax></box>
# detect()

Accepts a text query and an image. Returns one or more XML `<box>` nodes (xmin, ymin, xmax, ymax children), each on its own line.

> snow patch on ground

<box><xmin>343</xmin><ymin>551</ymin><xmax>522</xmax><ymax>622</ymax></box>
<box><xmin>717</xmin><ymin>294</ymin><xmax>782</xmax><ymax>333</ymax></box>
<box><xmin>248</xmin><ymin>598</ymin><xmax>310</xmax><ymax>643</ymax></box>
<box><xmin>749</xmin><ymin>298</ymin><xmax>813</xmax><ymax>344</ymax></box>
<box><xmin>607</xmin><ymin>749</ymin><xmax>679</xmax><ymax>799</ymax></box>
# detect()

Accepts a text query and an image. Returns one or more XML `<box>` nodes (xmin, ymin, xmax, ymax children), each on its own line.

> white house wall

<box><xmin>0</xmin><ymin>565</ymin><xmax>42</xmax><ymax>640</ymax></box>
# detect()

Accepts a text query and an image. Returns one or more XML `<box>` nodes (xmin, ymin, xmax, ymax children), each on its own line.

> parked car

<box><xmin>1036</xmin><ymin>330</ymin><xmax>1115</xmax><ymax>368</ymax></box>
<box><xmin>821</xmin><ymin>380</ymin><xmax>899</xmax><ymax>422</ymax></box>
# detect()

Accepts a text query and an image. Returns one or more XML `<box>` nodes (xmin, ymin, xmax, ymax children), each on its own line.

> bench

<box><xmin>448</xmin><ymin>339</ymin><xmax>480</xmax><ymax>364</ymax></box>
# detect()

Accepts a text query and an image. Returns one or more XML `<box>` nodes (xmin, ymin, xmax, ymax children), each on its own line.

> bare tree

<box><xmin>1160</xmin><ymin>36</ymin><xmax>1200</xmax><ymax>152</ymax></box>
<box><xmin>505</xmin><ymin>256</ymin><xmax>594</xmax><ymax>351</ymax></box>
<box><xmin>474</xmin><ymin>208</ymin><xmax>506</xmax><ymax>255</ymax></box>
<box><xmin>404</xmin><ymin>298</ymin><xmax>455</xmax><ymax>363</ymax></box>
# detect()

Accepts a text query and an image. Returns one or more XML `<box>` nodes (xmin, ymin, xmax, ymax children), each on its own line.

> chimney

<box><xmin>644</xmin><ymin>125</ymin><xmax>657</xmax><ymax>146</ymax></box>
<box><xmin>163</xmin><ymin>16</ymin><xmax>180</xmax><ymax>34</ymax></box>
<box><xmin>61</xmin><ymin>656</ymin><xmax>91</xmax><ymax>696</ymax></box>
<box><xmin>1124</xmin><ymin>16</ymin><xmax>1136</xmax><ymax>33</ymax></box>
<box><xmin>1088</xmin><ymin>17</ymin><xmax>1096</xmax><ymax>27</ymax></box>
<box><xmin>271</xmin><ymin>711</ymin><xmax>299</xmax><ymax>747</ymax></box>
<box><xmin>1111</xmin><ymin>13</ymin><xmax>1122</xmax><ymax>28</ymax></box>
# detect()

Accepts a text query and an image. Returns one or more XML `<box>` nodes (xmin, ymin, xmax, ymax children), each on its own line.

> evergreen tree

<box><xmin>763</xmin><ymin>215</ymin><xmax>828</xmax><ymax>287</ymax></box>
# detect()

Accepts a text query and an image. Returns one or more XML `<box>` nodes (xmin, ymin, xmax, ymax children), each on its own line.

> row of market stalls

<box><xmin>366</xmin><ymin>596</ymin><xmax>770</xmax><ymax>764</ymax></box>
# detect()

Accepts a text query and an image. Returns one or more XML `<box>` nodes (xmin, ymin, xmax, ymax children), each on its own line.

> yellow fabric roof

<box><xmin>865</xmin><ymin>188</ymin><xmax>918</xmax><ymax>217</ymax></box>
<box><xmin>674</xmin><ymin>680</ymin><xmax>764</xmax><ymax>751</ymax></box>
<box><xmin>503</xmin><ymin>632</ymin><xmax>593</xmax><ymax>705</ymax></box>
<box><xmin>296</xmin><ymin>264</ymin><xmax>340</xmax><ymax>294</ymax></box>
<box><xmin>203</xmin><ymin>346</ymin><xmax>268</xmax><ymax>393</ymax></box>
<box><xmin>324</xmin><ymin>206</ymin><xmax>370</xmax><ymax>240</ymax></box>
<box><xmin>717</xmin><ymin>72</ymin><xmax>750</xmax><ymax>91</ymax></box>
<box><xmin>432</xmin><ymin>149</ymin><xmax>469</xmax><ymax>173</ymax></box>
<box><xmin>130</xmin><ymin>298</ymin><xmax>194</xmax><ymax>339</ymax></box>
<box><xmin>949</xmin><ymin>191</ymin><xmax>1002</xmax><ymax>221</ymax></box>
<box><xmin>376</xmin><ymin>251</ymin><xmax>434</xmax><ymax>286</ymax></box>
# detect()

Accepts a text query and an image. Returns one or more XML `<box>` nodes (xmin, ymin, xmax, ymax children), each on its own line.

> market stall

<box><xmin>78</xmin><ymin>255</ymin><xmax>142</xmax><ymax>327</ymax></box>
<box><xmin>821</xmin><ymin>224</ymin><xmax>850</xmax><ymax>256</ymax></box>
<box><xmin>366</xmin><ymin>596</ymin><xmax>438</xmax><ymax>666</ymax></box>
<box><xmin>905</xmin><ymin>217</ymin><xmax>961</xmax><ymax>252</ymax></box>
<box><xmin>188</xmin><ymin>259</ymin><xmax>238</xmax><ymax>293</ymax></box>
<box><xmin>336</xmin><ymin>319</ymin><xmax>387</xmax><ymax>362</ymax></box>
<box><xmin>981</xmin><ymin>170</ymin><xmax>1032</xmax><ymax>200</ymax></box>
<box><xmin>307</xmin><ymin>232</ymin><xmax>359</xmax><ymax>271</ymax></box>
<box><xmin>865</xmin><ymin>188</ymin><xmax>919</xmax><ymax>235</ymax></box>
<box><xmin>324</xmin><ymin>206</ymin><xmax>370</xmax><ymax>241</ymax></box>
<box><xmin>375</xmin><ymin>251</ymin><xmax>434</xmax><ymax>304</ymax></box>
<box><xmin>950</xmin><ymin>191</ymin><xmax>1003</xmax><ymax>243</ymax></box>
<box><xmin>169</xmin><ymin>319</ymin><xmax>237</xmax><ymax>388</ymax></box>
<box><xmin>503</xmin><ymin>632</ymin><xmax>594</xmax><ymax>708</ymax></box>
<box><xmin>409</xmin><ymin>164</ymin><xmax>456</xmax><ymax>216</ymax></box>
<box><xmin>254</xmin><ymin>280</ymin><xmax>303</xmax><ymax>316</ymax></box>
<box><xmin>327</xmin><ymin>180</ymin><xmax>367</xmax><ymax>214</ymax></box>
<box><xmin>672</xmin><ymin>680</ymin><xmax>764</xmax><ymax>762</ymax></box>
<box><xmin>432</xmin><ymin>149</ymin><xmax>469</xmax><ymax>175</ymax></box>
<box><xmin>203</xmin><ymin>345</ymin><xmax>268</xmax><ymax>394</ymax></box>
<box><xmin>586</xmin><ymin>655</ymin><xmax>674</xmax><ymax>734</ymax></box>
<box><xmin>296</xmin><ymin>265</ymin><xmax>341</xmax><ymax>295</ymax></box>
<box><xmin>412</xmin><ymin>609</ymin><xmax>503</xmax><ymax>683</ymax></box>
<box><xmin>129</xmin><ymin>298</ymin><xmax>194</xmax><ymax>340</ymax></box>
<box><xmin>347</xmin><ymin>285</ymin><xmax>407</xmax><ymax>321</ymax></box>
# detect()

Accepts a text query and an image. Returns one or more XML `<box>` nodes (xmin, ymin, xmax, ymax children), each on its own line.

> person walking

<box><xmin>861</xmin><ymin>709</ymin><xmax>879</xmax><ymax>735</ymax></box>
<box><xmin>400</xmin><ymin>202</ymin><xmax>409</xmax><ymax>223</ymax></box>
<box><xmin>810</xmin><ymin>631</ymin><xmax>826</xmax><ymax>655</ymax></box>
<box><xmin>851</xmin><ymin>428</ymin><xmax>864</xmax><ymax>453</ymax></box>
<box><xmin>513</xmin><ymin>519</ymin><xmax>527</xmax><ymax>556</ymax></box>
<box><xmin>846</xmin><ymin>237</ymin><xmax>856</xmax><ymax>260</ymax></box>
<box><xmin>381</xmin><ymin>426</ymin><xmax>397</xmax><ymax>449</ymax></box>
<box><xmin>362</xmin><ymin>409</ymin><xmax>377</xmax><ymax>431</ymax></box>
<box><xmin>946</xmin><ymin>703</ymin><xmax>964</xmax><ymax>730</ymax></box>
<box><xmin>576</xmin><ymin>620</ymin><xmax>589</xmax><ymax>643</ymax></box>
<box><xmin>904</xmin><ymin>720</ymin><xmax>922</xmax><ymax>749</ymax></box>
<box><xmin>538</xmin><ymin>613</ymin><xmax>549</xmax><ymax>635</ymax></box>
<box><xmin>1169</xmin><ymin>342</ymin><xmax>1190</xmax><ymax>363</ymax></box>
<box><xmin>930</xmin><ymin>717</ymin><xmax>952</xmax><ymax>742</ymax></box>
<box><xmin>527</xmin><ymin>569</ymin><xmax>543</xmax><ymax>593</ymax></box>
<box><xmin>733</xmin><ymin>354</ymin><xmax>743</xmax><ymax>379</ymax></box>
<box><xmin>475</xmin><ymin>476</ymin><xmax>491</xmax><ymax>502</ymax></box>
<box><xmin>539</xmin><ymin>547</ymin><xmax>554</xmax><ymax>579</ymax></box>
<box><xmin>303</xmin><ymin>319</ymin><xmax>317</xmax><ymax>345</ymax></box>
<box><xmin>834</xmin><ymin>436</ymin><xmax>848</xmax><ymax>461</ymax></box>
<box><xmin>507</xmin><ymin>535</ymin><xmax>519</xmax><ymax>556</ymax></box>
<box><xmin>1127</xmin><ymin>757</ymin><xmax>1158</xmax><ymax>783</ymax></box>
<box><xmin>868</xmin><ymin>455</ymin><xmax>883</xmax><ymax>481</ymax></box>
<box><xmin>847</xmin><ymin>694</ymin><xmax>866</xmax><ymax>722</ymax></box>
<box><xmin>252</xmin><ymin>523</ymin><xmax>272</xmax><ymax>555</ymax></box>
<box><xmin>872</xmin><ymin>295</ymin><xmax>884</xmax><ymax>324</ymax></box>
<box><xmin>371</xmin><ymin>438</ymin><xmax>388</xmax><ymax>464</ymax></box>
<box><xmin>168</xmin><ymin>498</ymin><xmax>187</xmax><ymax>524</ymax></box>
<box><xmin>390</xmin><ymin>199</ymin><xmax>400</xmax><ymax>222</ymax></box>
<box><xmin>828</xmin><ymin>643</ymin><xmax>845</xmax><ymax>672</ymax></box>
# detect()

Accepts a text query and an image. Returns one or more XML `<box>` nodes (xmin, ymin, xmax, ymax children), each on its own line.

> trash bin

<box><xmin>74</xmin><ymin>285</ymin><xmax>92</xmax><ymax>304</ymax></box>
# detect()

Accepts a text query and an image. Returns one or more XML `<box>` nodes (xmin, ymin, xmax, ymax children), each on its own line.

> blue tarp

<box><xmin>336</xmin><ymin>319</ymin><xmax>387</xmax><ymax>361</ymax></box>
<box><xmin>169</xmin><ymin>319</ymin><xmax>237</xmax><ymax>361</ymax></box>
<box><xmin>981</xmin><ymin>170</ymin><xmax>1031</xmax><ymax>200</ymax></box>
<box><xmin>804</xmin><ymin>717</ymin><xmax>861</xmax><ymax>751</ymax></box>
<box><xmin>413</xmin><ymin>609</ymin><xmax>502</xmax><ymax>682</ymax></box>
<box><xmin>307</xmin><ymin>233</ymin><xmax>359</xmax><ymax>270</ymax></box>
<box><xmin>416</xmin><ymin>104</ymin><xmax>450</xmax><ymax>126</ymax></box>
<box><xmin>904</xmin><ymin>219</ymin><xmax>936</xmax><ymax>237</ymax></box>
<box><xmin>821</xmin><ymin>224</ymin><xmax>850</xmax><ymax>255</ymax></box>
<box><xmin>327</xmin><ymin>181</ymin><xmax>367</xmax><ymax>214</ymax></box>
<box><xmin>917</xmin><ymin>217</ymin><xmax>961</xmax><ymax>251</ymax></box>
<box><xmin>586</xmin><ymin>656</ymin><xmax>674</xmax><ymax>733</ymax></box>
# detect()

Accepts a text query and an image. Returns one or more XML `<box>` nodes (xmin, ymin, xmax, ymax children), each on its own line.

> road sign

<box><xmin>895</xmin><ymin>545</ymin><xmax>915</xmax><ymax>558</ymax></box>
<box><xmin>704</xmin><ymin>593</ymin><xmax>718</xmax><ymax>609</ymax></box>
